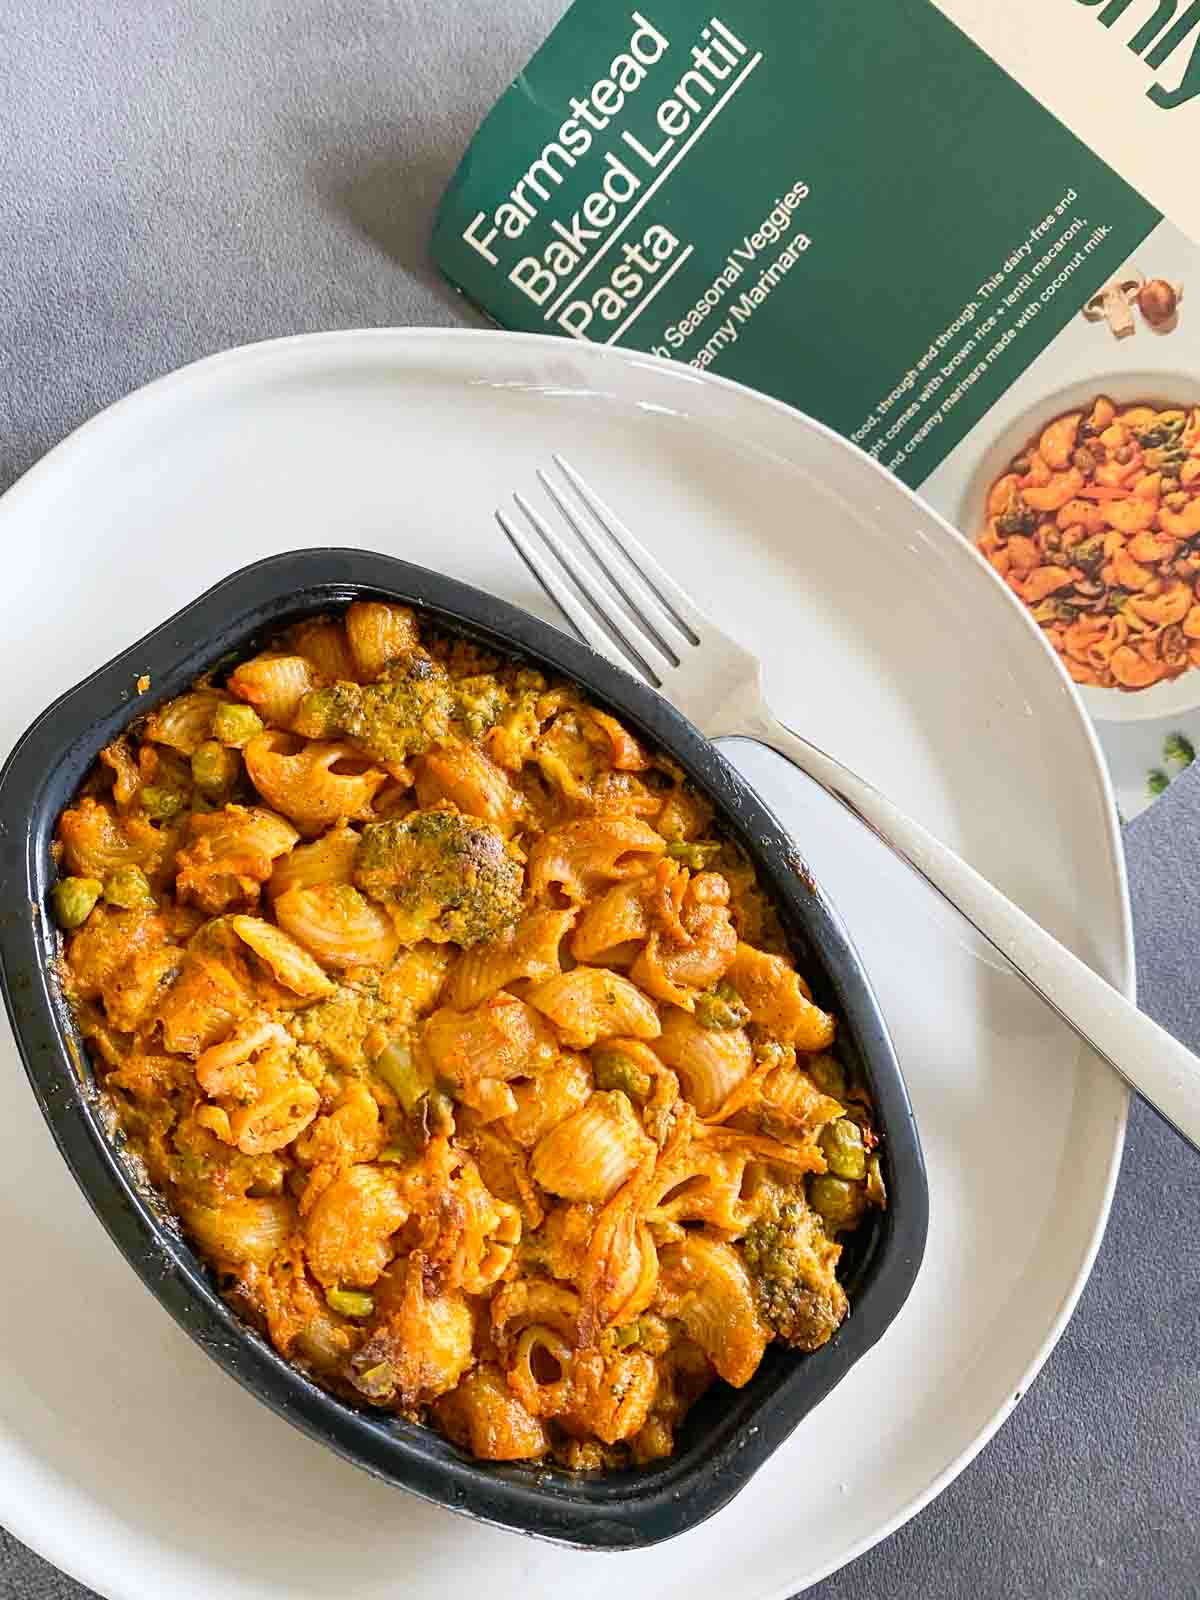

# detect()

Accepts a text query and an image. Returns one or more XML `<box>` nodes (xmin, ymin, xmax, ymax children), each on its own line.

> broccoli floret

<box><xmin>1164</xmin><ymin>733</ymin><xmax>1195</xmax><ymax>769</ymax></box>
<box><xmin>354</xmin><ymin>807</ymin><xmax>522</xmax><ymax>946</ymax></box>
<box><xmin>293</xmin><ymin>651</ymin><xmax>455</xmax><ymax>764</ymax></box>
<box><xmin>453</xmin><ymin>675</ymin><xmax>509</xmax><ymax>738</ymax></box>
<box><xmin>1148</xmin><ymin>768</ymin><xmax>1170</xmax><ymax>799</ymax></box>
<box><xmin>740</xmin><ymin>1190</ymin><xmax>849</xmax><ymax>1352</ymax></box>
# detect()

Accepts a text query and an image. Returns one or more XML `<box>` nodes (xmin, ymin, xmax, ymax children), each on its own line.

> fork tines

<box><xmin>496</xmin><ymin>455</ymin><xmax>702</xmax><ymax>688</ymax></box>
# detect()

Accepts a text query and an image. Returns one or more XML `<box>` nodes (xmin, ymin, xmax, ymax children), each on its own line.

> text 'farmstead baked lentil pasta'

<box><xmin>978</xmin><ymin>398</ymin><xmax>1200</xmax><ymax>691</ymax></box>
<box><xmin>52</xmin><ymin>602</ymin><xmax>885</xmax><ymax>1469</ymax></box>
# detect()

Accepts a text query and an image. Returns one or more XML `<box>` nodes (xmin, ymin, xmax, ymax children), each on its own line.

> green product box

<box><xmin>434</xmin><ymin>0</ymin><xmax>1159</xmax><ymax>487</ymax></box>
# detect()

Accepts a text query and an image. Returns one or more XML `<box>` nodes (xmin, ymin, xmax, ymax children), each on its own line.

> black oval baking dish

<box><xmin>0</xmin><ymin>547</ymin><xmax>927</xmax><ymax>1550</ymax></box>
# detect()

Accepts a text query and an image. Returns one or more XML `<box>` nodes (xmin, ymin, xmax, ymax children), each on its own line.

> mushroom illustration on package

<box><xmin>1083</xmin><ymin>268</ymin><xmax>1144</xmax><ymax>337</ymax></box>
<box><xmin>1139</xmin><ymin>277</ymin><xmax>1184</xmax><ymax>330</ymax></box>
<box><xmin>1082</xmin><ymin>267</ymin><xmax>1185</xmax><ymax>336</ymax></box>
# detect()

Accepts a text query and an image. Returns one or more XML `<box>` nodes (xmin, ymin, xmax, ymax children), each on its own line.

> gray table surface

<box><xmin>2</xmin><ymin>3</ymin><xmax>1198</xmax><ymax>1595</ymax></box>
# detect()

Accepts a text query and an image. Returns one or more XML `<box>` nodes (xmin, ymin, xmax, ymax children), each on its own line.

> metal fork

<box><xmin>497</xmin><ymin>455</ymin><xmax>1200</xmax><ymax>1155</ymax></box>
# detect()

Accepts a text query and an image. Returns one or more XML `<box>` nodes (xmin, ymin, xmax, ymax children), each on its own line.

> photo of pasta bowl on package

<box><xmin>962</xmin><ymin>371</ymin><xmax>1200</xmax><ymax>724</ymax></box>
<box><xmin>0</xmin><ymin>547</ymin><xmax>925</xmax><ymax>1550</ymax></box>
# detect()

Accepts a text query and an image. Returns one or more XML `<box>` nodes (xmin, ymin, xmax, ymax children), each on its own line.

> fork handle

<box><xmin>749</xmin><ymin>710</ymin><xmax>1200</xmax><ymax>1154</ymax></box>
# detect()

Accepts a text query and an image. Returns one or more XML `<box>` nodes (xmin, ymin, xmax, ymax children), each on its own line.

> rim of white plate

<box><xmin>0</xmin><ymin>327</ymin><xmax>1133</xmax><ymax>1600</ymax></box>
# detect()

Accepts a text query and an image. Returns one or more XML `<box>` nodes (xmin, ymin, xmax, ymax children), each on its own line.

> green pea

<box><xmin>808</xmin><ymin>1175</ymin><xmax>866</xmax><ymax>1234</ymax></box>
<box><xmin>191</xmin><ymin>740</ymin><xmax>240</xmax><ymax>797</ymax></box>
<box><xmin>694</xmin><ymin>981</ymin><xmax>750</xmax><ymax>1031</ymax></box>
<box><xmin>664</xmin><ymin>840</ymin><xmax>722</xmax><ymax>870</ymax></box>
<box><xmin>102</xmin><ymin>866</ymin><xmax>155</xmax><ymax>911</ymax></box>
<box><xmin>819</xmin><ymin>1117</ymin><xmax>867</xmax><ymax>1180</ymax></box>
<box><xmin>210</xmin><ymin>702</ymin><xmax>264</xmax><ymax>748</ymax></box>
<box><xmin>51</xmin><ymin>876</ymin><xmax>102</xmax><ymax>929</ymax></box>
<box><xmin>140</xmin><ymin>785</ymin><xmax>186</xmax><ymax>821</ymax></box>
<box><xmin>593</xmin><ymin>1047</ymin><xmax>652</xmax><ymax>1102</ymax></box>
<box><xmin>326</xmin><ymin>1287</ymin><xmax>374</xmax><ymax>1319</ymax></box>
<box><xmin>807</xmin><ymin>1054</ymin><xmax>847</xmax><ymax>1100</ymax></box>
<box><xmin>753</xmin><ymin>1038</ymin><xmax>790</xmax><ymax>1071</ymax></box>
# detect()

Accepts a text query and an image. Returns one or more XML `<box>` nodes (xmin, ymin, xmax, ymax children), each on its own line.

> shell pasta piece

<box><xmin>656</xmin><ymin>1232</ymin><xmax>769</xmax><ymax>1387</ymax></box>
<box><xmin>435</xmin><ymin>1364</ymin><xmax>550</xmax><ymax>1460</ymax></box>
<box><xmin>422</xmin><ymin>993</ymin><xmax>558</xmax><ymax>1089</ymax></box>
<box><xmin>357</xmin><ymin>1256</ymin><xmax>475</xmax><ymax>1407</ymax></box>
<box><xmin>528</xmin><ymin>816</ymin><xmax>665</xmax><ymax>903</ymax></box>
<box><xmin>182</xmin><ymin>1196</ymin><xmax>296</xmax><ymax>1268</ymax></box>
<box><xmin>154</xmin><ymin>944</ymin><xmax>254</xmax><ymax>1055</ymax></box>
<box><xmin>727</xmin><ymin>942</ymin><xmax>836</xmax><ymax>1052</ymax></box>
<box><xmin>444</xmin><ymin>908</ymin><xmax>575</xmax><ymax>1010</ymax></box>
<box><xmin>502</xmin><ymin>1052</ymin><xmax>593</xmax><ymax>1149</ymax></box>
<box><xmin>274</xmin><ymin>883</ymin><xmax>400</xmax><ymax>968</ymax></box>
<box><xmin>526</xmin><ymin>968</ymin><xmax>661</xmax><ymax>1049</ymax></box>
<box><xmin>531</xmin><ymin>1090</ymin><xmax>654</xmax><ymax>1203</ymax></box>
<box><xmin>345</xmin><ymin>600</ymin><xmax>420</xmax><ymax>681</ymax></box>
<box><xmin>630</xmin><ymin>871</ymin><xmax>738</xmax><ymax>1007</ymax></box>
<box><xmin>289</xmin><ymin>617</ymin><xmax>357</xmax><ymax>684</ymax></box>
<box><xmin>58</xmin><ymin>798</ymin><xmax>147</xmax><ymax>878</ymax></box>
<box><xmin>302</xmin><ymin>1163</ymin><xmax>412</xmax><ymax>1289</ymax></box>
<box><xmin>570</xmin><ymin>879</ymin><xmax>649</xmax><ymax>967</ymax></box>
<box><xmin>175</xmin><ymin>805</ymin><xmax>300</xmax><ymax>914</ymax></box>
<box><xmin>413</xmin><ymin>741</ymin><xmax>522</xmax><ymax>835</ymax></box>
<box><xmin>268</xmin><ymin>823</ymin><xmax>361</xmax><ymax>900</ymax></box>
<box><xmin>505</xmin><ymin>1324</ymin><xmax>577</xmax><ymax>1418</ymax></box>
<box><xmin>651</xmin><ymin>1009</ymin><xmax>754</xmax><ymax>1117</ymax></box>
<box><xmin>228</xmin><ymin>915</ymin><xmax>337</xmax><ymax>998</ymax></box>
<box><xmin>52</xmin><ymin>598</ymin><xmax>884</xmax><ymax>1471</ymax></box>
<box><xmin>227</xmin><ymin>654</ymin><xmax>320</xmax><ymax>727</ymax></box>
<box><xmin>144</xmin><ymin>688</ymin><xmax>226</xmax><ymax>755</ymax></box>
<box><xmin>645</xmin><ymin>1143</ymin><xmax>752</xmax><ymax>1233</ymax></box>
<box><xmin>244</xmin><ymin>732</ymin><xmax>388</xmax><ymax>836</ymax></box>
<box><xmin>761</xmin><ymin>1061</ymin><xmax>843</xmax><ymax>1131</ymax></box>
<box><xmin>194</xmin><ymin>1020</ymin><xmax>320</xmax><ymax>1156</ymax></box>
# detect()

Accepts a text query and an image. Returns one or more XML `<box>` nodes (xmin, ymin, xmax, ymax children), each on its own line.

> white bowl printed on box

<box><xmin>958</xmin><ymin>369</ymin><xmax>1200</xmax><ymax>725</ymax></box>
<box><xmin>0</xmin><ymin>330</ymin><xmax>1132</xmax><ymax>1600</ymax></box>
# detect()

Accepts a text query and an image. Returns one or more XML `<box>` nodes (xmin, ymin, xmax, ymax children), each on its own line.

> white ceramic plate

<box><xmin>957</xmin><ymin>369</ymin><xmax>1200</xmax><ymax>725</ymax></box>
<box><xmin>0</xmin><ymin>331</ymin><xmax>1132</xmax><ymax>1600</ymax></box>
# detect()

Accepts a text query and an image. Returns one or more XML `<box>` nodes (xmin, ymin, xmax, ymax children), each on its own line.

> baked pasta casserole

<box><xmin>52</xmin><ymin>602</ymin><xmax>885</xmax><ymax>1469</ymax></box>
<box><xmin>979</xmin><ymin>397</ymin><xmax>1200</xmax><ymax>691</ymax></box>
